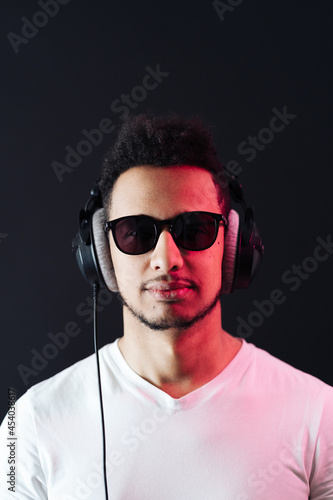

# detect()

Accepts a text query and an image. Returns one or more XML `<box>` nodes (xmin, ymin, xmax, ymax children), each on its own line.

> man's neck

<box><xmin>117</xmin><ymin>306</ymin><xmax>242</xmax><ymax>399</ymax></box>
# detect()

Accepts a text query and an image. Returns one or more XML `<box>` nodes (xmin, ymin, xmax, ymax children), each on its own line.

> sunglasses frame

<box><xmin>104</xmin><ymin>211</ymin><xmax>228</xmax><ymax>255</ymax></box>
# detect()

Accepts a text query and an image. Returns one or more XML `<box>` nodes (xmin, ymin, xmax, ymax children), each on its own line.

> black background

<box><xmin>1</xmin><ymin>0</ymin><xmax>332</xmax><ymax>421</ymax></box>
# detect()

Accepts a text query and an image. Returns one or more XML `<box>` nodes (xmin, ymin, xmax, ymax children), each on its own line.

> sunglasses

<box><xmin>104</xmin><ymin>211</ymin><xmax>228</xmax><ymax>255</ymax></box>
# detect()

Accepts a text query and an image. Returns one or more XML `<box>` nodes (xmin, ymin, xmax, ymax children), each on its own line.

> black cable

<box><xmin>93</xmin><ymin>283</ymin><xmax>109</xmax><ymax>500</ymax></box>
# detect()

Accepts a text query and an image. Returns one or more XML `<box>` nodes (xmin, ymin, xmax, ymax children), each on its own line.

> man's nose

<box><xmin>150</xmin><ymin>230</ymin><xmax>184</xmax><ymax>273</ymax></box>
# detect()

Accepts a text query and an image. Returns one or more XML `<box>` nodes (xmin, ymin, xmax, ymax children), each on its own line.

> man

<box><xmin>0</xmin><ymin>114</ymin><xmax>332</xmax><ymax>499</ymax></box>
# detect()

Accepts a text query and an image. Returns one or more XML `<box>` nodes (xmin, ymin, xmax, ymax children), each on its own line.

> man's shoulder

<box><xmin>245</xmin><ymin>339</ymin><xmax>333</xmax><ymax>398</ymax></box>
<box><xmin>20</xmin><ymin>342</ymin><xmax>116</xmax><ymax>415</ymax></box>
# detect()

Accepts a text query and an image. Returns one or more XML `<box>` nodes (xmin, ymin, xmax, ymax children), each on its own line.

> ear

<box><xmin>221</xmin><ymin>209</ymin><xmax>240</xmax><ymax>294</ymax></box>
<box><xmin>92</xmin><ymin>208</ymin><xmax>119</xmax><ymax>292</ymax></box>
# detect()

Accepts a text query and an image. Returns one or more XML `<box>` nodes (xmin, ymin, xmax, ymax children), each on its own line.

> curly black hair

<box><xmin>99</xmin><ymin>113</ymin><xmax>230</xmax><ymax>217</ymax></box>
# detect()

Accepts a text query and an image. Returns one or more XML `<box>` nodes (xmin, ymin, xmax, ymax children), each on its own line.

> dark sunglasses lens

<box><xmin>174</xmin><ymin>213</ymin><xmax>217</xmax><ymax>250</ymax></box>
<box><xmin>114</xmin><ymin>217</ymin><xmax>156</xmax><ymax>254</ymax></box>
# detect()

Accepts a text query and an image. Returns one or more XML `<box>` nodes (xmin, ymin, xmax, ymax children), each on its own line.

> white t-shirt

<box><xmin>0</xmin><ymin>338</ymin><xmax>332</xmax><ymax>499</ymax></box>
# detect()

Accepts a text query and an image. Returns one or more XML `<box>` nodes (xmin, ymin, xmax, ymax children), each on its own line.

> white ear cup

<box><xmin>92</xmin><ymin>209</ymin><xmax>119</xmax><ymax>292</ymax></box>
<box><xmin>221</xmin><ymin>209</ymin><xmax>240</xmax><ymax>294</ymax></box>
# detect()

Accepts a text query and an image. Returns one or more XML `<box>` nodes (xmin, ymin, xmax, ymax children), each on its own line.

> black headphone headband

<box><xmin>72</xmin><ymin>175</ymin><xmax>264</xmax><ymax>293</ymax></box>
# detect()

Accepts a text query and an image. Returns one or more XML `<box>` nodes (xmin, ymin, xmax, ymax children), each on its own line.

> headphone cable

<box><xmin>93</xmin><ymin>283</ymin><xmax>109</xmax><ymax>500</ymax></box>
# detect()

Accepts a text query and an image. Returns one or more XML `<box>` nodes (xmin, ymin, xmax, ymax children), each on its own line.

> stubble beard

<box><xmin>116</xmin><ymin>288</ymin><xmax>222</xmax><ymax>332</ymax></box>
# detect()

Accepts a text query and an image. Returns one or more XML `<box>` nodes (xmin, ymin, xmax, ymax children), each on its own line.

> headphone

<box><xmin>72</xmin><ymin>175</ymin><xmax>264</xmax><ymax>294</ymax></box>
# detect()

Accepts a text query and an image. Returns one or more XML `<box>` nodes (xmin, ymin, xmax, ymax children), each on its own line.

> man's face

<box><xmin>107</xmin><ymin>165</ymin><xmax>225</xmax><ymax>331</ymax></box>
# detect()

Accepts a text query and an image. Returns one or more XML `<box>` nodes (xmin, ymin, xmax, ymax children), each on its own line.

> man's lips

<box><xmin>146</xmin><ymin>282</ymin><xmax>193</xmax><ymax>291</ymax></box>
<box><xmin>145</xmin><ymin>282</ymin><xmax>194</xmax><ymax>301</ymax></box>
